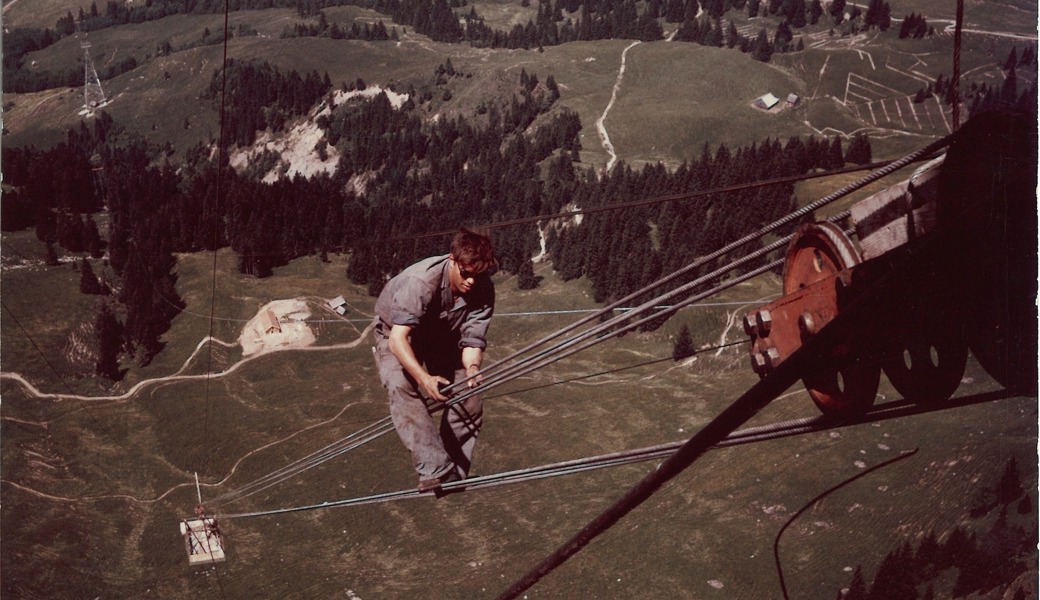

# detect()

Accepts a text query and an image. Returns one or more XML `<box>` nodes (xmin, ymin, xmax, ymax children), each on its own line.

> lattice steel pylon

<box><xmin>82</xmin><ymin>42</ymin><xmax>106</xmax><ymax>111</ymax></box>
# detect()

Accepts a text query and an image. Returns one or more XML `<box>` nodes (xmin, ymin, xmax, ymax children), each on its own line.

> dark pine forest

<box><xmin>3</xmin><ymin>56</ymin><xmax>875</xmax><ymax>376</ymax></box>
<box><xmin>3</xmin><ymin>0</ymin><xmax>1034</xmax><ymax>380</ymax></box>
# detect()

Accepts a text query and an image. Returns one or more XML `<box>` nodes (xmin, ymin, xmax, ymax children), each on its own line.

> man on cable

<box><xmin>372</xmin><ymin>229</ymin><xmax>496</xmax><ymax>494</ymax></box>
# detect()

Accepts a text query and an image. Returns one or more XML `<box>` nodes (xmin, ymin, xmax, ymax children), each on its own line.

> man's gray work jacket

<box><xmin>373</xmin><ymin>254</ymin><xmax>494</xmax><ymax>354</ymax></box>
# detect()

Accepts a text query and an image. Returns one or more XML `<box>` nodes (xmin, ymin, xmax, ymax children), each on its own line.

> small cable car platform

<box><xmin>179</xmin><ymin>473</ymin><xmax>226</xmax><ymax>565</ymax></box>
<box><xmin>180</xmin><ymin>516</ymin><xmax>225</xmax><ymax>565</ymax></box>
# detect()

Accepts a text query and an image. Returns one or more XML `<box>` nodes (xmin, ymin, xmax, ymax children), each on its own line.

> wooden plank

<box><xmin>852</xmin><ymin>156</ymin><xmax>944</xmax><ymax>259</ymax></box>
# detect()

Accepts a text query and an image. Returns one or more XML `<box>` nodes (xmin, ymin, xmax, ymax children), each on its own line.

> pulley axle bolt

<box><xmin>756</xmin><ymin>310</ymin><xmax>773</xmax><ymax>336</ymax></box>
<box><xmin>751</xmin><ymin>348</ymin><xmax>782</xmax><ymax>374</ymax></box>
<box><xmin>743</xmin><ymin>313</ymin><xmax>758</xmax><ymax>337</ymax></box>
<box><xmin>751</xmin><ymin>351</ymin><xmax>769</xmax><ymax>374</ymax></box>
<box><xmin>764</xmin><ymin>347</ymin><xmax>781</xmax><ymax>368</ymax></box>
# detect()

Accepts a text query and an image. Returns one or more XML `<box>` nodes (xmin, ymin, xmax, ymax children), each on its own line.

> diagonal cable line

<box><xmin>206</xmin><ymin>136</ymin><xmax>951</xmax><ymax>511</ymax></box>
<box><xmin>213</xmin><ymin>390</ymin><xmax>1010</xmax><ymax>521</ymax></box>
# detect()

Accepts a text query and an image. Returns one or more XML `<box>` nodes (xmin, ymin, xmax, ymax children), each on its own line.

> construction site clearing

<box><xmin>238</xmin><ymin>299</ymin><xmax>317</xmax><ymax>356</ymax></box>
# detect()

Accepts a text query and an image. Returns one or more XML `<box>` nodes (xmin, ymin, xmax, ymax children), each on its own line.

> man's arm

<box><xmin>462</xmin><ymin>346</ymin><xmax>484</xmax><ymax>389</ymax></box>
<box><xmin>388</xmin><ymin>324</ymin><xmax>451</xmax><ymax>401</ymax></box>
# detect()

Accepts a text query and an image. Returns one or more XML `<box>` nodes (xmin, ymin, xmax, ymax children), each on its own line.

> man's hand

<box><xmin>421</xmin><ymin>373</ymin><xmax>452</xmax><ymax>401</ymax></box>
<box><xmin>389</xmin><ymin>325</ymin><xmax>452</xmax><ymax>401</ymax></box>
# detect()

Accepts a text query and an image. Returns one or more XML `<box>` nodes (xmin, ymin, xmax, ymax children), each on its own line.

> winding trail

<box><xmin>0</xmin><ymin>322</ymin><xmax>374</xmax><ymax>403</ymax></box>
<box><xmin>596</xmin><ymin>41</ymin><xmax>641</xmax><ymax>172</ymax></box>
<box><xmin>1</xmin><ymin>319</ymin><xmax>376</xmax><ymax>505</ymax></box>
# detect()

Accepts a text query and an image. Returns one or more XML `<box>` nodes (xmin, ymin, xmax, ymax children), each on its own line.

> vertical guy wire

<box><xmin>951</xmin><ymin>0</ymin><xmax>964</xmax><ymax>130</ymax></box>
<box><xmin>203</xmin><ymin>0</ymin><xmax>234</xmax><ymax>449</ymax></box>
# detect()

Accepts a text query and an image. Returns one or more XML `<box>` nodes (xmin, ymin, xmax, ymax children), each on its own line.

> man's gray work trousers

<box><xmin>374</xmin><ymin>339</ymin><xmax>483</xmax><ymax>481</ymax></box>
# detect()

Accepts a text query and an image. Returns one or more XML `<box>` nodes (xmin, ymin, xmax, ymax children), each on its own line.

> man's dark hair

<box><xmin>450</xmin><ymin>228</ymin><xmax>496</xmax><ymax>274</ymax></box>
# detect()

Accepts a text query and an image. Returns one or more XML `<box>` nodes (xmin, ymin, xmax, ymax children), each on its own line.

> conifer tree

<box><xmin>789</xmin><ymin>0</ymin><xmax>807</xmax><ymax>27</ymax></box>
<box><xmin>726</xmin><ymin>20</ymin><xmax>739</xmax><ymax>47</ymax></box>
<box><xmin>996</xmin><ymin>456</ymin><xmax>1025</xmax><ymax>504</ymax></box>
<box><xmin>1001</xmin><ymin>68</ymin><xmax>1018</xmax><ymax>104</ymax></box>
<box><xmin>79</xmin><ymin>258</ymin><xmax>104</xmax><ymax>295</ymax></box>
<box><xmin>1004</xmin><ymin>47</ymin><xmax>1018</xmax><ymax>72</ymax></box>
<box><xmin>706</xmin><ymin>18</ymin><xmax>724</xmax><ymax>46</ymax></box>
<box><xmin>914</xmin><ymin>530</ymin><xmax>941</xmax><ymax>579</ymax></box>
<box><xmin>95</xmin><ymin>300</ymin><xmax>124</xmax><ymax>380</ymax></box>
<box><xmin>867</xmin><ymin>542</ymin><xmax>917</xmax><ymax>600</ymax></box>
<box><xmin>877</xmin><ymin>2</ymin><xmax>890</xmax><ymax>30</ymax></box>
<box><xmin>85</xmin><ymin>214</ymin><xmax>105</xmax><ymax>258</ymax></box>
<box><xmin>751</xmin><ymin>28</ymin><xmax>773</xmax><ymax>61</ymax></box>
<box><xmin>664</xmin><ymin>0</ymin><xmax>685</xmax><ymax>20</ymax></box>
<box><xmin>774</xmin><ymin>20</ymin><xmax>793</xmax><ymax>49</ymax></box>
<box><xmin>45</xmin><ymin>242</ymin><xmax>60</xmax><ymax>266</ymax></box>
<box><xmin>808</xmin><ymin>0</ymin><xmax>822</xmax><ymax>23</ymax></box>
<box><xmin>864</xmin><ymin>0</ymin><xmax>886</xmax><ymax>28</ymax></box>
<box><xmin>845</xmin><ymin>565</ymin><xmax>868</xmax><ymax>600</ymax></box>
<box><xmin>516</xmin><ymin>259</ymin><xmax>539</xmax><ymax>289</ymax></box>
<box><xmin>826</xmin><ymin>136</ymin><xmax>845</xmax><ymax>169</ymax></box>
<box><xmin>844</xmin><ymin>133</ymin><xmax>872</xmax><ymax>164</ymax></box>
<box><xmin>672</xmin><ymin>324</ymin><xmax>695</xmax><ymax>360</ymax></box>
<box><xmin>830</xmin><ymin>0</ymin><xmax>845</xmax><ymax>23</ymax></box>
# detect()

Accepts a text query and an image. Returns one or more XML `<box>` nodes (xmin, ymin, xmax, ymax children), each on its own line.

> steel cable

<box><xmin>212</xmin><ymin>390</ymin><xmax>1008</xmax><ymax>521</ymax></box>
<box><xmin>213</xmin><ymin>413</ymin><xmax>840</xmax><ymax>519</ymax></box>
<box><xmin>207</xmin><ymin>136</ymin><xmax>951</xmax><ymax>510</ymax></box>
<box><xmin>439</xmin><ymin>128</ymin><xmax>953</xmax><ymax>401</ymax></box>
<box><xmin>208</xmin><ymin>255</ymin><xmax>779</xmax><ymax>509</ymax></box>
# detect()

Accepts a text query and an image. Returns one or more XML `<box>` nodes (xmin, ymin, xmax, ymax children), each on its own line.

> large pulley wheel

<box><xmin>785</xmin><ymin>223</ymin><xmax>880</xmax><ymax>415</ymax></box>
<box><xmin>882</xmin><ymin>325</ymin><xmax>969</xmax><ymax>404</ymax></box>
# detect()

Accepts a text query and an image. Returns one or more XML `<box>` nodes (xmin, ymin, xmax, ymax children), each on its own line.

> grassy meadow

<box><xmin>4</xmin><ymin>0</ymin><xmax>1035</xmax><ymax>166</ymax></box>
<box><xmin>2</xmin><ymin>229</ymin><xmax>1037</xmax><ymax>598</ymax></box>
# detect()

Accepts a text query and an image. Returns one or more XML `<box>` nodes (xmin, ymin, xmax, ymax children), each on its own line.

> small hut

<box><xmin>328</xmin><ymin>295</ymin><xmax>348</xmax><ymax>315</ymax></box>
<box><xmin>753</xmin><ymin>93</ymin><xmax>780</xmax><ymax>110</ymax></box>
<box><xmin>262</xmin><ymin>309</ymin><xmax>281</xmax><ymax>335</ymax></box>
